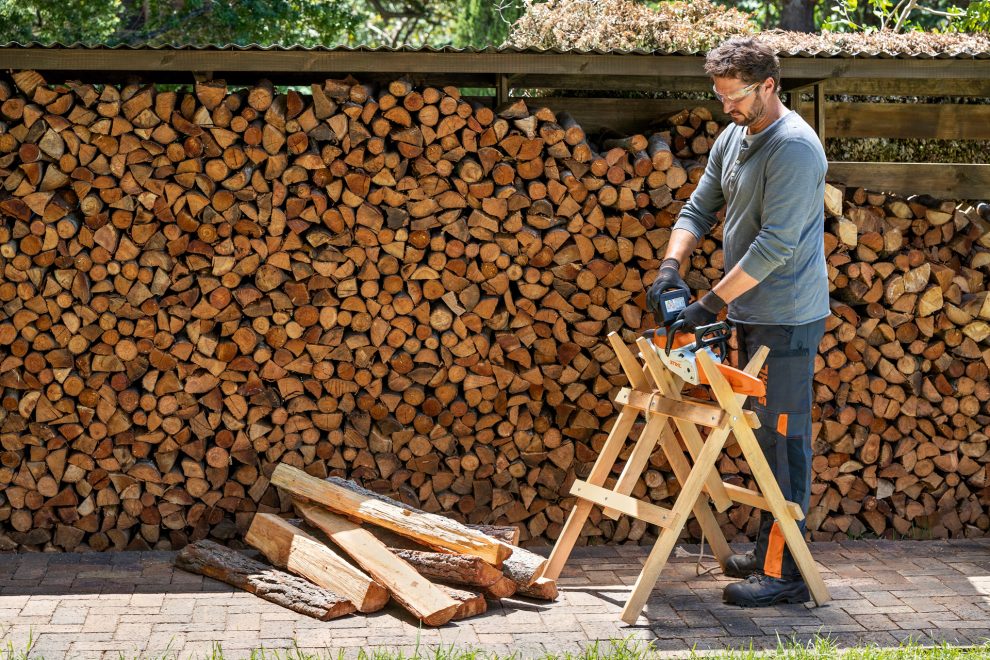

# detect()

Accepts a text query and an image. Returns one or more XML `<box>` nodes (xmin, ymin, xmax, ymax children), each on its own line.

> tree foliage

<box><xmin>0</xmin><ymin>0</ymin><xmax>358</xmax><ymax>46</ymax></box>
<box><xmin>0</xmin><ymin>0</ymin><xmax>984</xmax><ymax>49</ymax></box>
<box><xmin>453</xmin><ymin>0</ymin><xmax>525</xmax><ymax>46</ymax></box>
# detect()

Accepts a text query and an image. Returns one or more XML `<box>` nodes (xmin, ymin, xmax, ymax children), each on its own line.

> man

<box><xmin>645</xmin><ymin>37</ymin><xmax>829</xmax><ymax>607</ymax></box>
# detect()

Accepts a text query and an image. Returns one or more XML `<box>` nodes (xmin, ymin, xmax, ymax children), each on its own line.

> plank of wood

<box><xmin>721</xmin><ymin>482</ymin><xmax>805</xmax><ymax>521</ymax></box>
<box><xmin>570</xmin><ymin>479</ymin><xmax>677</xmax><ymax>528</ymax></box>
<box><xmin>271</xmin><ymin>464</ymin><xmax>510</xmax><ymax>566</ymax></box>
<box><xmin>321</xmin><ymin>475</ymin><xmax>547</xmax><ymax>587</ymax></box>
<box><xmin>510</xmin><ymin>97</ymin><xmax>990</xmax><ymax>141</ymax></box>
<box><xmin>245</xmin><ymin>512</ymin><xmax>389</xmax><ymax>613</ymax></box>
<box><xmin>9</xmin><ymin>49</ymin><xmax>989</xmax><ymax>86</ymax></box>
<box><xmin>801</xmin><ymin>102</ymin><xmax>990</xmax><ymax>140</ymax></box>
<box><xmin>491</xmin><ymin>75</ymin><xmax>990</xmax><ymax>97</ymax></box>
<box><xmin>614</xmin><ymin>388</ymin><xmax>761</xmax><ymax>428</ymax></box>
<box><xmin>388</xmin><ymin>548</ymin><xmax>504</xmax><ymax>588</ymax></box>
<box><xmin>827</xmin><ymin>162</ymin><xmax>990</xmax><ymax>201</ymax></box>
<box><xmin>294</xmin><ymin>499</ymin><xmax>459</xmax><ymax>626</ymax></box>
<box><xmin>174</xmin><ymin>540</ymin><xmax>356</xmax><ymax>621</ymax></box>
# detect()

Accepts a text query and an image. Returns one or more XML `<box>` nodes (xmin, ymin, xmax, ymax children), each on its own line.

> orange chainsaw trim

<box><xmin>649</xmin><ymin>330</ymin><xmax>766</xmax><ymax>398</ymax></box>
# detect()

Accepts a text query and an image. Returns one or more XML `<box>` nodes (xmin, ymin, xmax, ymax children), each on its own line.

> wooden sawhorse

<box><xmin>541</xmin><ymin>332</ymin><xmax>829</xmax><ymax>623</ymax></box>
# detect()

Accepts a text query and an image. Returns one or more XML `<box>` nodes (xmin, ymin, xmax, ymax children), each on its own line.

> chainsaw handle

<box><xmin>694</xmin><ymin>322</ymin><xmax>730</xmax><ymax>360</ymax></box>
<box><xmin>665</xmin><ymin>319</ymin><xmax>686</xmax><ymax>355</ymax></box>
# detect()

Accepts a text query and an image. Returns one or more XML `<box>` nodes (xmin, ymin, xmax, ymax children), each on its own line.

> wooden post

<box><xmin>814</xmin><ymin>82</ymin><xmax>826</xmax><ymax>144</ymax></box>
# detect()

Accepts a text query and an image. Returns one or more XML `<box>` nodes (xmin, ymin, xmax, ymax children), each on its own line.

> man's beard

<box><xmin>729</xmin><ymin>94</ymin><xmax>766</xmax><ymax>128</ymax></box>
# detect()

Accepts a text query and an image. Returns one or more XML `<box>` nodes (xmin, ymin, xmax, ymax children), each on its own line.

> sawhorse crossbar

<box><xmin>541</xmin><ymin>332</ymin><xmax>830</xmax><ymax>623</ymax></box>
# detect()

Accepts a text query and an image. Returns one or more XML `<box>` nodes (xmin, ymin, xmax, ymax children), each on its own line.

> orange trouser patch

<box><xmin>776</xmin><ymin>413</ymin><xmax>788</xmax><ymax>436</ymax></box>
<box><xmin>763</xmin><ymin>521</ymin><xmax>786</xmax><ymax>579</ymax></box>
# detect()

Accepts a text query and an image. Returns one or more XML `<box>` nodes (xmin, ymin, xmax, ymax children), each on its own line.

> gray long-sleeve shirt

<box><xmin>674</xmin><ymin>110</ymin><xmax>830</xmax><ymax>325</ymax></box>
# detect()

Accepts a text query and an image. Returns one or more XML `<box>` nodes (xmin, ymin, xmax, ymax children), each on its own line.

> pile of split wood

<box><xmin>175</xmin><ymin>463</ymin><xmax>556</xmax><ymax>624</ymax></box>
<box><xmin>0</xmin><ymin>67</ymin><xmax>987</xmax><ymax>555</ymax></box>
<box><xmin>804</xmin><ymin>190</ymin><xmax>990</xmax><ymax>540</ymax></box>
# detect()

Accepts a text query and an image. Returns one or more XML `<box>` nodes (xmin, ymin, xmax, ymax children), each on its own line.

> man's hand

<box><xmin>646</xmin><ymin>258</ymin><xmax>689</xmax><ymax>318</ymax></box>
<box><xmin>676</xmin><ymin>291</ymin><xmax>727</xmax><ymax>330</ymax></box>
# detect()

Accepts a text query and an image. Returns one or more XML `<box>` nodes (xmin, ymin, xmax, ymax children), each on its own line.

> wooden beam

<box><xmin>529</xmin><ymin>96</ymin><xmax>990</xmax><ymax>141</ymax></box>
<box><xmin>570</xmin><ymin>480</ymin><xmax>678</xmax><ymax>528</ymax></box>
<box><xmin>614</xmin><ymin>388</ymin><xmax>760</xmax><ymax>428</ymax></box>
<box><xmin>174</xmin><ymin>539</ymin><xmax>356</xmax><ymax>621</ymax></box>
<box><xmin>4</xmin><ymin>48</ymin><xmax>987</xmax><ymax>80</ymax></box>
<box><xmin>814</xmin><ymin>82</ymin><xmax>826</xmax><ymax>144</ymax></box>
<box><xmin>271</xmin><ymin>464</ymin><xmax>511</xmax><ymax>565</ymax></box>
<box><xmin>0</xmin><ymin>48</ymin><xmax>705</xmax><ymax>76</ymax></box>
<box><xmin>294</xmin><ymin>500</ymin><xmax>460</xmax><ymax>626</ymax></box>
<box><xmin>799</xmin><ymin>101</ymin><xmax>990</xmax><ymax>140</ymax></box>
<box><xmin>245</xmin><ymin>513</ymin><xmax>389</xmax><ymax>613</ymax></box>
<box><xmin>496</xmin><ymin>73</ymin><xmax>509</xmax><ymax>107</ymax></box>
<box><xmin>822</xmin><ymin>77</ymin><xmax>990</xmax><ymax>96</ymax></box>
<box><xmin>721</xmin><ymin>482</ymin><xmax>805</xmax><ymax>521</ymax></box>
<box><xmin>827</xmin><ymin>162</ymin><xmax>990</xmax><ymax>200</ymax></box>
<box><xmin>507</xmin><ymin>75</ymin><xmax>990</xmax><ymax>96</ymax></box>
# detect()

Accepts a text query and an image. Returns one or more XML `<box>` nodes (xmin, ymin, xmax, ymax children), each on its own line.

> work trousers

<box><xmin>735</xmin><ymin>318</ymin><xmax>826</xmax><ymax>580</ymax></box>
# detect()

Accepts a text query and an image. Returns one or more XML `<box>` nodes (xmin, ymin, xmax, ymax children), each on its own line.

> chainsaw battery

<box><xmin>656</xmin><ymin>289</ymin><xmax>689</xmax><ymax>324</ymax></box>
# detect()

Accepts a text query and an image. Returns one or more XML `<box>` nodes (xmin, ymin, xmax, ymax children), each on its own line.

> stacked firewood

<box><xmin>705</xmin><ymin>191</ymin><xmax>990</xmax><ymax>543</ymax></box>
<box><xmin>804</xmin><ymin>190</ymin><xmax>990</xmax><ymax>541</ymax></box>
<box><xmin>0</xmin><ymin>68</ymin><xmax>987</xmax><ymax>556</ymax></box>
<box><xmin>175</xmin><ymin>463</ymin><xmax>556</xmax><ymax>624</ymax></box>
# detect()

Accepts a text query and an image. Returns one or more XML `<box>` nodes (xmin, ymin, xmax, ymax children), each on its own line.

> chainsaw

<box><xmin>643</xmin><ymin>290</ymin><xmax>765</xmax><ymax>397</ymax></box>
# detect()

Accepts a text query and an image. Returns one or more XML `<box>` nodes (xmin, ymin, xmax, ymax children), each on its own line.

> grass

<box><xmin>4</xmin><ymin>633</ymin><xmax>990</xmax><ymax>660</ymax></box>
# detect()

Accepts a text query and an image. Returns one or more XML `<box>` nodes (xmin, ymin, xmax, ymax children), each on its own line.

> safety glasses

<box><xmin>712</xmin><ymin>80</ymin><xmax>762</xmax><ymax>103</ymax></box>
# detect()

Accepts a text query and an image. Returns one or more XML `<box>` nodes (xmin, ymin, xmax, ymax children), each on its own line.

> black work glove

<box><xmin>676</xmin><ymin>291</ymin><xmax>727</xmax><ymax>331</ymax></box>
<box><xmin>646</xmin><ymin>258</ymin><xmax>690</xmax><ymax>318</ymax></box>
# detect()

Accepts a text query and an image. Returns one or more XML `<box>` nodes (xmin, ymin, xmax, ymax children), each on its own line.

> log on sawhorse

<box><xmin>541</xmin><ymin>331</ymin><xmax>830</xmax><ymax>623</ymax></box>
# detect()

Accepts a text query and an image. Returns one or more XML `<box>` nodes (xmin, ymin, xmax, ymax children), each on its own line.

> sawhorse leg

<box><xmin>697</xmin><ymin>350</ymin><xmax>830</xmax><ymax>607</ymax></box>
<box><xmin>544</xmin><ymin>332</ymin><xmax>730</xmax><ymax>580</ymax></box>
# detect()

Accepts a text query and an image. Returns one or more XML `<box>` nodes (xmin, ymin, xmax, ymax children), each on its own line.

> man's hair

<box><xmin>704</xmin><ymin>38</ymin><xmax>780</xmax><ymax>92</ymax></box>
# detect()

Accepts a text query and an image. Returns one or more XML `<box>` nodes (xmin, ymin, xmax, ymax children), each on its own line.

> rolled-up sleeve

<box><xmin>737</xmin><ymin>140</ymin><xmax>824</xmax><ymax>282</ymax></box>
<box><xmin>673</xmin><ymin>136</ymin><xmax>726</xmax><ymax>240</ymax></box>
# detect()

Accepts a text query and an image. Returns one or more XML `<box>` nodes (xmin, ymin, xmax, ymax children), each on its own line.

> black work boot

<box><xmin>722</xmin><ymin>574</ymin><xmax>810</xmax><ymax>607</ymax></box>
<box><xmin>723</xmin><ymin>552</ymin><xmax>761</xmax><ymax>579</ymax></box>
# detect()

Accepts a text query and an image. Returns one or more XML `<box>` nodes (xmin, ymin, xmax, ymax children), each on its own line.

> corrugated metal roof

<box><xmin>1</xmin><ymin>41</ymin><xmax>989</xmax><ymax>59</ymax></box>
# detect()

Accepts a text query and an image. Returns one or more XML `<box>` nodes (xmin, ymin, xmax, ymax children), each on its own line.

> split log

<box><xmin>245</xmin><ymin>513</ymin><xmax>389</xmax><ymax>613</ymax></box>
<box><xmin>175</xmin><ymin>539</ymin><xmax>356</xmax><ymax>620</ymax></box>
<box><xmin>293</xmin><ymin>499</ymin><xmax>459</xmax><ymax>626</ymax></box>
<box><xmin>437</xmin><ymin>584</ymin><xmax>487</xmax><ymax>619</ymax></box>
<box><xmin>0</xmin><ymin>65</ymin><xmax>986</xmax><ymax>557</ymax></box>
<box><xmin>271</xmin><ymin>465</ymin><xmax>510</xmax><ymax>565</ymax></box>
<box><xmin>388</xmin><ymin>548</ymin><xmax>504</xmax><ymax>587</ymax></box>
<box><xmin>483</xmin><ymin>575</ymin><xmax>519</xmax><ymax>599</ymax></box>
<box><xmin>323</xmin><ymin>475</ymin><xmax>546</xmax><ymax>585</ymax></box>
<box><xmin>518</xmin><ymin>576</ymin><xmax>559</xmax><ymax>601</ymax></box>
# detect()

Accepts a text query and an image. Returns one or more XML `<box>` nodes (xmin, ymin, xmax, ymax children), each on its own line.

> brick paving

<box><xmin>0</xmin><ymin>538</ymin><xmax>988</xmax><ymax>659</ymax></box>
